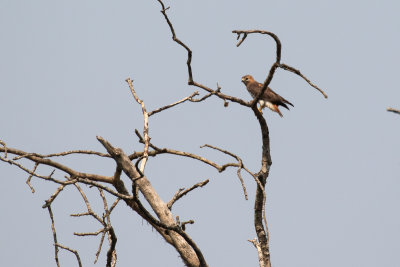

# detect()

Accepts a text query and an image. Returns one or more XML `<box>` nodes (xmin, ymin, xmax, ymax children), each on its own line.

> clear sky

<box><xmin>1</xmin><ymin>0</ymin><xmax>399</xmax><ymax>266</ymax></box>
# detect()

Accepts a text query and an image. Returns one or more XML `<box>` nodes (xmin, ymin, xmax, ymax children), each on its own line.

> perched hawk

<box><xmin>241</xmin><ymin>75</ymin><xmax>294</xmax><ymax>117</ymax></box>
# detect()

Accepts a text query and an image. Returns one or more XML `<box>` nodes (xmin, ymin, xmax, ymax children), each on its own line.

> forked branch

<box><xmin>47</xmin><ymin>205</ymin><xmax>82</xmax><ymax>267</ymax></box>
<box><xmin>233</xmin><ymin>30</ymin><xmax>328</xmax><ymax>102</ymax></box>
<box><xmin>155</xmin><ymin>2</ymin><xmax>326</xmax><ymax>267</ymax></box>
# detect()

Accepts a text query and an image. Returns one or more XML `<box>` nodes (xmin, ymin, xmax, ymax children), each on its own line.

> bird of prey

<box><xmin>241</xmin><ymin>75</ymin><xmax>294</xmax><ymax>117</ymax></box>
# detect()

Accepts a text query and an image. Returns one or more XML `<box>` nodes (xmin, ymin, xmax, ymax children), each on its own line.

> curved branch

<box><xmin>279</xmin><ymin>63</ymin><xmax>328</xmax><ymax>98</ymax></box>
<box><xmin>232</xmin><ymin>30</ymin><xmax>328</xmax><ymax>101</ymax></box>
<box><xmin>47</xmin><ymin>205</ymin><xmax>83</xmax><ymax>267</ymax></box>
<box><xmin>155</xmin><ymin>0</ymin><xmax>251</xmax><ymax>108</ymax></box>
<box><xmin>232</xmin><ymin>30</ymin><xmax>282</xmax><ymax>108</ymax></box>
<box><xmin>201</xmin><ymin>144</ymin><xmax>248</xmax><ymax>200</ymax></box>
<box><xmin>232</xmin><ymin>30</ymin><xmax>281</xmax><ymax>63</ymax></box>
<box><xmin>157</xmin><ymin>0</ymin><xmax>194</xmax><ymax>84</ymax></box>
<box><xmin>133</xmin><ymin>130</ymin><xmax>239</xmax><ymax>172</ymax></box>
<box><xmin>0</xmin><ymin>146</ymin><xmax>113</xmax><ymax>183</ymax></box>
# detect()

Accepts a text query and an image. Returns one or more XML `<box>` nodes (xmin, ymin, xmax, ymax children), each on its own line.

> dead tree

<box><xmin>0</xmin><ymin>1</ymin><xmax>326</xmax><ymax>266</ymax></box>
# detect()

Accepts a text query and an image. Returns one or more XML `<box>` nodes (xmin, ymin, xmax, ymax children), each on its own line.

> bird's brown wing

<box><xmin>263</xmin><ymin>85</ymin><xmax>294</xmax><ymax>110</ymax></box>
<box><xmin>247</xmin><ymin>81</ymin><xmax>293</xmax><ymax>110</ymax></box>
<box><xmin>246</xmin><ymin>82</ymin><xmax>262</xmax><ymax>98</ymax></box>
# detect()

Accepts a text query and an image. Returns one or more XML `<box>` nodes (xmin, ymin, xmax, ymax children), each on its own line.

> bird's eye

<box><xmin>245</xmin><ymin>78</ymin><xmax>248</xmax><ymax>81</ymax></box>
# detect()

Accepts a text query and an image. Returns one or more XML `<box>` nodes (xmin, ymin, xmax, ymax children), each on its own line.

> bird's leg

<box><xmin>258</xmin><ymin>105</ymin><xmax>263</xmax><ymax>115</ymax></box>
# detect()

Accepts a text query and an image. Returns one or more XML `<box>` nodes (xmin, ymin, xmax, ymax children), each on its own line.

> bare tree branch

<box><xmin>189</xmin><ymin>84</ymin><xmax>221</xmax><ymax>103</ymax></box>
<box><xmin>232</xmin><ymin>30</ymin><xmax>327</xmax><ymax>103</ymax></box>
<box><xmin>126</xmin><ymin>78</ymin><xmax>150</xmax><ymax>174</ymax></box>
<box><xmin>47</xmin><ymin>205</ymin><xmax>82</xmax><ymax>267</ymax></box>
<box><xmin>73</xmin><ymin>184</ymin><xmax>104</xmax><ymax>224</ymax></box>
<box><xmin>106</xmin><ymin>226</ymin><xmax>117</xmax><ymax>267</ymax></box>
<box><xmin>0</xmin><ymin>146</ymin><xmax>114</xmax><ymax>183</ymax></box>
<box><xmin>168</xmin><ymin>179</ymin><xmax>209</xmax><ymax>210</ymax></box>
<box><xmin>26</xmin><ymin>162</ymin><xmax>39</xmax><ymax>193</ymax></box>
<box><xmin>201</xmin><ymin>144</ymin><xmax>249</xmax><ymax>200</ymax></box>
<box><xmin>387</xmin><ymin>107</ymin><xmax>400</xmax><ymax>114</ymax></box>
<box><xmin>97</xmin><ymin>135</ymin><xmax>206</xmax><ymax>267</ymax></box>
<box><xmin>232</xmin><ymin>30</ymin><xmax>282</xmax><ymax>109</ymax></box>
<box><xmin>131</xmin><ymin>186</ymin><xmax>208</xmax><ymax>267</ymax></box>
<box><xmin>47</xmin><ymin>205</ymin><xmax>61</xmax><ymax>267</ymax></box>
<box><xmin>133</xmin><ymin>130</ymin><xmax>245</xmax><ymax>176</ymax></box>
<box><xmin>76</xmin><ymin>177</ymin><xmax>133</xmax><ymax>200</ymax></box>
<box><xmin>157</xmin><ymin>0</ymin><xmax>193</xmax><ymax>84</ymax></box>
<box><xmin>279</xmin><ymin>63</ymin><xmax>328</xmax><ymax>98</ymax></box>
<box><xmin>12</xmin><ymin>150</ymin><xmax>110</xmax><ymax>160</ymax></box>
<box><xmin>232</xmin><ymin>30</ymin><xmax>281</xmax><ymax>62</ymax></box>
<box><xmin>156</xmin><ymin>0</ymin><xmax>250</xmax><ymax>108</ymax></box>
<box><xmin>55</xmin><ymin>243</ymin><xmax>82</xmax><ymax>267</ymax></box>
<box><xmin>99</xmin><ymin>188</ymin><xmax>118</xmax><ymax>266</ymax></box>
<box><xmin>42</xmin><ymin>184</ymin><xmax>70</xmax><ymax>208</ymax></box>
<box><xmin>74</xmin><ymin>228</ymin><xmax>105</xmax><ymax>237</ymax></box>
<box><xmin>149</xmin><ymin>91</ymin><xmax>199</xmax><ymax>116</ymax></box>
<box><xmin>0</xmin><ymin>155</ymin><xmax>65</xmax><ymax>184</ymax></box>
<box><xmin>248</xmin><ymin>238</ymin><xmax>265</xmax><ymax>267</ymax></box>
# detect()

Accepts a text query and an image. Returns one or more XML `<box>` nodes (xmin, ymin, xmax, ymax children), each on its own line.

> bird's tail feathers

<box><xmin>284</xmin><ymin>98</ymin><xmax>294</xmax><ymax>108</ymax></box>
<box><xmin>280</xmin><ymin>102</ymin><xmax>290</xmax><ymax>110</ymax></box>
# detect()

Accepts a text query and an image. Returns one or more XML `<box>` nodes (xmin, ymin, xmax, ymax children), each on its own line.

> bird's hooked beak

<box><xmin>241</xmin><ymin>77</ymin><xmax>246</xmax><ymax>83</ymax></box>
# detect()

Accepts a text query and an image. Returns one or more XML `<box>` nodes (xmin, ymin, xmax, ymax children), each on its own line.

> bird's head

<box><xmin>241</xmin><ymin>75</ymin><xmax>254</xmax><ymax>86</ymax></box>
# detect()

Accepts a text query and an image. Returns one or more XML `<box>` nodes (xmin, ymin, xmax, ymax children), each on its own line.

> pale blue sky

<box><xmin>1</xmin><ymin>0</ymin><xmax>400</xmax><ymax>266</ymax></box>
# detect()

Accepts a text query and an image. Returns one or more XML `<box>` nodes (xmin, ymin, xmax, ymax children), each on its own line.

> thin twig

<box><xmin>74</xmin><ymin>228</ymin><xmax>105</xmax><ymax>237</ymax></box>
<box><xmin>167</xmin><ymin>179</ymin><xmax>209</xmax><ymax>209</ymax></box>
<box><xmin>201</xmin><ymin>144</ymin><xmax>248</xmax><ymax>200</ymax></box>
<box><xmin>190</xmin><ymin>85</ymin><xmax>221</xmax><ymax>102</ymax></box>
<box><xmin>0</xmin><ymin>146</ymin><xmax>114</xmax><ymax>184</ymax></box>
<box><xmin>47</xmin><ymin>205</ymin><xmax>83</xmax><ymax>267</ymax></box>
<box><xmin>99</xmin><ymin>188</ymin><xmax>118</xmax><ymax>266</ymax></box>
<box><xmin>94</xmin><ymin>231</ymin><xmax>106</xmax><ymax>264</ymax></box>
<box><xmin>387</xmin><ymin>107</ymin><xmax>400</xmax><ymax>114</ymax></box>
<box><xmin>134</xmin><ymin>130</ymin><xmax>240</xmax><ymax>173</ymax></box>
<box><xmin>0</xmin><ymin>156</ymin><xmax>67</xmax><ymax>184</ymax></box>
<box><xmin>156</xmin><ymin>0</ymin><xmax>251</xmax><ymax>110</ymax></box>
<box><xmin>181</xmin><ymin>220</ymin><xmax>195</xmax><ymax>231</ymax></box>
<box><xmin>157</xmin><ymin>0</ymin><xmax>194</xmax><ymax>83</ymax></box>
<box><xmin>47</xmin><ymin>206</ymin><xmax>61</xmax><ymax>267</ymax></box>
<box><xmin>26</xmin><ymin>162</ymin><xmax>39</xmax><ymax>193</ymax></box>
<box><xmin>12</xmin><ymin>150</ymin><xmax>110</xmax><ymax>160</ymax></box>
<box><xmin>55</xmin><ymin>244</ymin><xmax>83</xmax><ymax>267</ymax></box>
<box><xmin>76</xmin><ymin>177</ymin><xmax>133</xmax><ymax>200</ymax></box>
<box><xmin>149</xmin><ymin>91</ymin><xmax>199</xmax><ymax>116</ymax></box>
<box><xmin>126</xmin><ymin>78</ymin><xmax>150</xmax><ymax>173</ymax></box>
<box><xmin>279</xmin><ymin>63</ymin><xmax>328</xmax><ymax>98</ymax></box>
<box><xmin>74</xmin><ymin>183</ymin><xmax>104</xmax><ymax>224</ymax></box>
<box><xmin>109</xmin><ymin>198</ymin><xmax>120</xmax><ymax>214</ymax></box>
<box><xmin>42</xmin><ymin>184</ymin><xmax>69</xmax><ymax>208</ymax></box>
